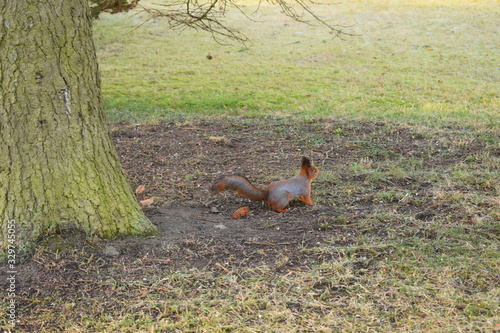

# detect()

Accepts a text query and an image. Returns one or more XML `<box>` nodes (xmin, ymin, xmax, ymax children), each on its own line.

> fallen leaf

<box><xmin>135</xmin><ymin>185</ymin><xmax>146</xmax><ymax>195</ymax></box>
<box><xmin>139</xmin><ymin>198</ymin><xmax>154</xmax><ymax>206</ymax></box>
<box><xmin>233</xmin><ymin>206</ymin><xmax>250</xmax><ymax>219</ymax></box>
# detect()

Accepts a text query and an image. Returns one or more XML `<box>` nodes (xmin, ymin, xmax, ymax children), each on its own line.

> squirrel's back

<box><xmin>266</xmin><ymin>174</ymin><xmax>310</xmax><ymax>199</ymax></box>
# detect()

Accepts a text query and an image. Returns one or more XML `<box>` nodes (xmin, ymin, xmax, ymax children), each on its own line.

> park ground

<box><xmin>3</xmin><ymin>117</ymin><xmax>499</xmax><ymax>332</ymax></box>
<box><xmin>1</xmin><ymin>0</ymin><xmax>499</xmax><ymax>331</ymax></box>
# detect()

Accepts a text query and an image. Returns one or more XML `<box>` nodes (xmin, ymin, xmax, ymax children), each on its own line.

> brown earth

<box><xmin>2</xmin><ymin>118</ymin><xmax>497</xmax><ymax>331</ymax></box>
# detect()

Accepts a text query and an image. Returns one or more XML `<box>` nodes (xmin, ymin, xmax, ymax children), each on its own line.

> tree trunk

<box><xmin>0</xmin><ymin>0</ymin><xmax>158</xmax><ymax>258</ymax></box>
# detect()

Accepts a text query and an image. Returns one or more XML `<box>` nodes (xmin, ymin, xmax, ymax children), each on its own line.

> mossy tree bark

<box><xmin>0</xmin><ymin>0</ymin><xmax>158</xmax><ymax>257</ymax></box>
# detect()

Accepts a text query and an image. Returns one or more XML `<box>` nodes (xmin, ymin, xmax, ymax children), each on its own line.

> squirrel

<box><xmin>211</xmin><ymin>157</ymin><xmax>319</xmax><ymax>212</ymax></box>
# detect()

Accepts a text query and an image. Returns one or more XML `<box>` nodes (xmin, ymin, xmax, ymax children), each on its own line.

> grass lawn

<box><xmin>93</xmin><ymin>0</ymin><xmax>499</xmax><ymax>128</ymax></box>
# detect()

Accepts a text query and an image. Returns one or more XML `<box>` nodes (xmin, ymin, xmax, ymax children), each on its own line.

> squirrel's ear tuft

<box><xmin>301</xmin><ymin>157</ymin><xmax>311</xmax><ymax>167</ymax></box>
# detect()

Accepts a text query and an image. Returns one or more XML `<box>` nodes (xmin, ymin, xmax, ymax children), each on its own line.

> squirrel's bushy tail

<box><xmin>211</xmin><ymin>175</ymin><xmax>268</xmax><ymax>202</ymax></box>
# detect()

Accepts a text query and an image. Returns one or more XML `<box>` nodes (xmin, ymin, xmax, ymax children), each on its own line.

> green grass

<box><xmin>93</xmin><ymin>0</ymin><xmax>499</xmax><ymax>127</ymax></box>
<box><xmin>6</xmin><ymin>223</ymin><xmax>499</xmax><ymax>332</ymax></box>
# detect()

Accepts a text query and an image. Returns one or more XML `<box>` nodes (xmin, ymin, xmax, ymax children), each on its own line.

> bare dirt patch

<box><xmin>2</xmin><ymin>118</ymin><xmax>498</xmax><ymax>331</ymax></box>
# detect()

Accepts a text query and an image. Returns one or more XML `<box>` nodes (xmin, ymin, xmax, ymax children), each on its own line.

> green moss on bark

<box><xmin>0</xmin><ymin>0</ymin><xmax>158</xmax><ymax>260</ymax></box>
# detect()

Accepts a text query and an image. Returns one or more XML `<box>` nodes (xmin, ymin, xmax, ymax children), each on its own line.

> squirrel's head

<box><xmin>301</xmin><ymin>157</ymin><xmax>319</xmax><ymax>180</ymax></box>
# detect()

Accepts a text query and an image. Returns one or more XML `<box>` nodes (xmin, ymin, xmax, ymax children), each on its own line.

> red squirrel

<box><xmin>211</xmin><ymin>157</ymin><xmax>319</xmax><ymax>212</ymax></box>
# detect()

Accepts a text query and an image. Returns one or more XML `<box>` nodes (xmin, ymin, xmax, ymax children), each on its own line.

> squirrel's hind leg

<box><xmin>298</xmin><ymin>195</ymin><xmax>314</xmax><ymax>205</ymax></box>
<box><xmin>269</xmin><ymin>192</ymin><xmax>291</xmax><ymax>212</ymax></box>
